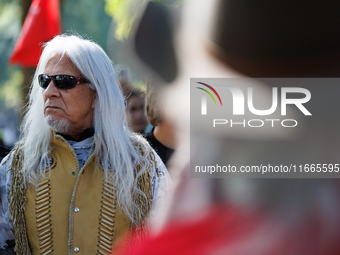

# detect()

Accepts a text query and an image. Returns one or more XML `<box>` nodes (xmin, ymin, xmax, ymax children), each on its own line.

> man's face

<box><xmin>42</xmin><ymin>53</ymin><xmax>96</xmax><ymax>139</ymax></box>
<box><xmin>126</xmin><ymin>95</ymin><xmax>148</xmax><ymax>133</ymax></box>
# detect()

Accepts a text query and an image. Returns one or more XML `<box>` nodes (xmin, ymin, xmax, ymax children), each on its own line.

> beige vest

<box><xmin>9</xmin><ymin>133</ymin><xmax>153</xmax><ymax>255</ymax></box>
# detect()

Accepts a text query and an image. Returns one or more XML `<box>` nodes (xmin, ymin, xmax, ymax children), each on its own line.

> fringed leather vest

<box><xmin>9</xmin><ymin>133</ymin><xmax>153</xmax><ymax>255</ymax></box>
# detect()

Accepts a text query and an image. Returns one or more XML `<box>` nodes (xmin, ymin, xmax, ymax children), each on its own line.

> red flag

<box><xmin>9</xmin><ymin>0</ymin><xmax>62</xmax><ymax>67</ymax></box>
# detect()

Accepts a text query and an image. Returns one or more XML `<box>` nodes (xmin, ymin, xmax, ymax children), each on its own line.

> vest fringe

<box><xmin>126</xmin><ymin>149</ymin><xmax>158</xmax><ymax>250</ymax></box>
<box><xmin>8</xmin><ymin>145</ymin><xmax>32</xmax><ymax>255</ymax></box>
<box><xmin>134</xmin><ymin>148</ymin><xmax>156</xmax><ymax>224</ymax></box>
<box><xmin>8</xmin><ymin>143</ymin><xmax>156</xmax><ymax>254</ymax></box>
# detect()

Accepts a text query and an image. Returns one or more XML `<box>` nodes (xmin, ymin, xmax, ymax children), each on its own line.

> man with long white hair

<box><xmin>0</xmin><ymin>34</ymin><xmax>170</xmax><ymax>254</ymax></box>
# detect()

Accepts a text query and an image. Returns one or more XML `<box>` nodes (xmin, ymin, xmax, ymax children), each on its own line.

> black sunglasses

<box><xmin>38</xmin><ymin>74</ymin><xmax>90</xmax><ymax>90</ymax></box>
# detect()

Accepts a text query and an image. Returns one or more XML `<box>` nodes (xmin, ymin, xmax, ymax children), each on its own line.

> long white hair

<box><xmin>19</xmin><ymin>34</ymin><xmax>152</xmax><ymax>222</ymax></box>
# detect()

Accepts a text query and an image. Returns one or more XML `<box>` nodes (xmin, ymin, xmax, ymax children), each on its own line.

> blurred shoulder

<box><xmin>130</xmin><ymin>132</ymin><xmax>153</xmax><ymax>157</ymax></box>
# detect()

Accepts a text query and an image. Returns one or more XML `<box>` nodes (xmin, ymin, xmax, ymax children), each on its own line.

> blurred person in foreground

<box><xmin>144</xmin><ymin>82</ymin><xmax>176</xmax><ymax>166</ymax></box>
<box><xmin>126</xmin><ymin>90</ymin><xmax>149</xmax><ymax>134</ymax></box>
<box><xmin>0</xmin><ymin>34</ymin><xmax>170</xmax><ymax>254</ymax></box>
<box><xmin>117</xmin><ymin>0</ymin><xmax>340</xmax><ymax>254</ymax></box>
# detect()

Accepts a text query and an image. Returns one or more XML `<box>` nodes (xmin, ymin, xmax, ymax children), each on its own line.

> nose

<box><xmin>42</xmin><ymin>80</ymin><xmax>60</xmax><ymax>98</ymax></box>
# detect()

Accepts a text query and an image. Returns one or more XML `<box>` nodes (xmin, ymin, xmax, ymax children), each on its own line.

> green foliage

<box><xmin>104</xmin><ymin>0</ymin><xmax>182</xmax><ymax>41</ymax></box>
<box><xmin>105</xmin><ymin>0</ymin><xmax>137</xmax><ymax>41</ymax></box>
<box><xmin>0</xmin><ymin>0</ymin><xmax>21</xmax><ymax>86</ymax></box>
<box><xmin>0</xmin><ymin>69</ymin><xmax>23</xmax><ymax>109</ymax></box>
<box><xmin>0</xmin><ymin>0</ymin><xmax>23</xmax><ymax>115</ymax></box>
<box><xmin>61</xmin><ymin>0</ymin><xmax>112</xmax><ymax>51</ymax></box>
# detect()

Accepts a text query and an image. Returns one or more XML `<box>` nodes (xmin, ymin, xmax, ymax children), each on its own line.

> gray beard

<box><xmin>45</xmin><ymin>116</ymin><xmax>70</xmax><ymax>134</ymax></box>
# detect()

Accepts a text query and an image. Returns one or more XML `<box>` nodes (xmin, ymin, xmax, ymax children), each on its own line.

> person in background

<box><xmin>144</xmin><ymin>83</ymin><xmax>176</xmax><ymax>166</ymax></box>
<box><xmin>126</xmin><ymin>90</ymin><xmax>149</xmax><ymax>134</ymax></box>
